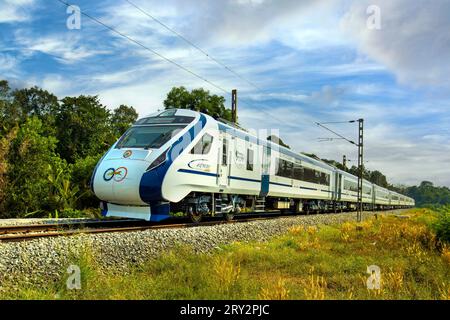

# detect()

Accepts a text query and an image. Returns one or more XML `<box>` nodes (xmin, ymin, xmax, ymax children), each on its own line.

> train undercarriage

<box><xmin>170</xmin><ymin>192</ymin><xmax>411</xmax><ymax>223</ymax></box>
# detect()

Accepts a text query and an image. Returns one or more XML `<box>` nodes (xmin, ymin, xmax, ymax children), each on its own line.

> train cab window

<box><xmin>191</xmin><ymin>133</ymin><xmax>213</xmax><ymax>155</ymax></box>
<box><xmin>247</xmin><ymin>149</ymin><xmax>254</xmax><ymax>171</ymax></box>
<box><xmin>116</xmin><ymin>125</ymin><xmax>186</xmax><ymax>149</ymax></box>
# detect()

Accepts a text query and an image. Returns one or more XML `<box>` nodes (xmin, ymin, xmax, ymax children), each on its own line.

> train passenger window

<box><xmin>191</xmin><ymin>134</ymin><xmax>213</xmax><ymax>155</ymax></box>
<box><xmin>320</xmin><ymin>172</ymin><xmax>330</xmax><ymax>185</ymax></box>
<box><xmin>247</xmin><ymin>149</ymin><xmax>254</xmax><ymax>171</ymax></box>
<box><xmin>303</xmin><ymin>167</ymin><xmax>317</xmax><ymax>183</ymax></box>
<box><xmin>293</xmin><ymin>164</ymin><xmax>304</xmax><ymax>180</ymax></box>
<box><xmin>276</xmin><ymin>158</ymin><xmax>293</xmax><ymax>178</ymax></box>
<box><xmin>344</xmin><ymin>180</ymin><xmax>358</xmax><ymax>192</ymax></box>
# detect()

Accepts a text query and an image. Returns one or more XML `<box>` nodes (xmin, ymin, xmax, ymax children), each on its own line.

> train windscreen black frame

<box><xmin>135</xmin><ymin>116</ymin><xmax>195</xmax><ymax>125</ymax></box>
<box><xmin>116</xmin><ymin>125</ymin><xmax>187</xmax><ymax>149</ymax></box>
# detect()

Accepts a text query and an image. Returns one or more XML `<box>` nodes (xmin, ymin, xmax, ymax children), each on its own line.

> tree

<box><xmin>55</xmin><ymin>95</ymin><xmax>114</xmax><ymax>163</ymax></box>
<box><xmin>70</xmin><ymin>154</ymin><xmax>103</xmax><ymax>209</ymax></box>
<box><xmin>404</xmin><ymin>181</ymin><xmax>450</xmax><ymax>207</ymax></box>
<box><xmin>110</xmin><ymin>104</ymin><xmax>138</xmax><ymax>138</ymax></box>
<box><xmin>0</xmin><ymin>80</ymin><xmax>13</xmax><ymax>134</ymax></box>
<box><xmin>267</xmin><ymin>135</ymin><xmax>291</xmax><ymax>149</ymax></box>
<box><xmin>164</xmin><ymin>86</ymin><xmax>232</xmax><ymax>121</ymax></box>
<box><xmin>11</xmin><ymin>86</ymin><xmax>59</xmax><ymax>136</ymax></box>
<box><xmin>5</xmin><ymin>117</ymin><xmax>69</xmax><ymax>216</ymax></box>
<box><xmin>0</xmin><ymin>127</ymin><xmax>18</xmax><ymax>215</ymax></box>
<box><xmin>369</xmin><ymin>170</ymin><xmax>389</xmax><ymax>188</ymax></box>
<box><xmin>12</xmin><ymin>86</ymin><xmax>59</xmax><ymax>118</ymax></box>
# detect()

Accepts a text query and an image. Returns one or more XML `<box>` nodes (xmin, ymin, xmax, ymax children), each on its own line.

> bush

<box><xmin>432</xmin><ymin>207</ymin><xmax>450</xmax><ymax>243</ymax></box>
<box><xmin>70</xmin><ymin>154</ymin><xmax>102</xmax><ymax>209</ymax></box>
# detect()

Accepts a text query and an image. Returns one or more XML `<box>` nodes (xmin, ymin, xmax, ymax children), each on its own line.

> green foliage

<box><xmin>164</xmin><ymin>86</ymin><xmax>232</xmax><ymax>121</ymax></box>
<box><xmin>3</xmin><ymin>210</ymin><xmax>450</xmax><ymax>300</ymax></box>
<box><xmin>110</xmin><ymin>104</ymin><xmax>138</xmax><ymax>138</ymax></box>
<box><xmin>404</xmin><ymin>181</ymin><xmax>450</xmax><ymax>207</ymax></box>
<box><xmin>55</xmin><ymin>95</ymin><xmax>114</xmax><ymax>163</ymax></box>
<box><xmin>47</xmin><ymin>164</ymin><xmax>84</xmax><ymax>211</ymax></box>
<box><xmin>70</xmin><ymin>154</ymin><xmax>103</xmax><ymax>208</ymax></box>
<box><xmin>0</xmin><ymin>80</ymin><xmax>140</xmax><ymax>218</ymax></box>
<box><xmin>267</xmin><ymin>135</ymin><xmax>290</xmax><ymax>149</ymax></box>
<box><xmin>432</xmin><ymin>206</ymin><xmax>450</xmax><ymax>243</ymax></box>
<box><xmin>5</xmin><ymin>117</ymin><xmax>69</xmax><ymax>216</ymax></box>
<box><xmin>0</xmin><ymin>127</ymin><xmax>18</xmax><ymax>215</ymax></box>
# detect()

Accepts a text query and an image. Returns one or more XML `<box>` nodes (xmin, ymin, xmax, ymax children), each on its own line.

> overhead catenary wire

<box><xmin>56</xmin><ymin>0</ymin><xmax>292</xmax><ymax>130</ymax></box>
<box><xmin>122</xmin><ymin>0</ymin><xmax>298</xmax><ymax>126</ymax></box>
<box><xmin>124</xmin><ymin>0</ymin><xmax>261</xmax><ymax>91</ymax></box>
<box><xmin>55</xmin><ymin>0</ymin><xmax>316</xmax><ymax>134</ymax></box>
<box><xmin>56</xmin><ymin>0</ymin><xmax>230</xmax><ymax>96</ymax></box>
<box><xmin>316</xmin><ymin>122</ymin><xmax>358</xmax><ymax>146</ymax></box>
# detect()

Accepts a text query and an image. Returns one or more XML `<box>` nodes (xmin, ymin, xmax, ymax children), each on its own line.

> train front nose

<box><xmin>92</xmin><ymin>150</ymin><xmax>151</xmax><ymax>205</ymax></box>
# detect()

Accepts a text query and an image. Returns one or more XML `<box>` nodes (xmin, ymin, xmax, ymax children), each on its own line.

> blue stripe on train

<box><xmin>139</xmin><ymin>114</ymin><xmax>207</xmax><ymax>217</ymax></box>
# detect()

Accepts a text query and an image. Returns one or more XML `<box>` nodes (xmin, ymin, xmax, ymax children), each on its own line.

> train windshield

<box><xmin>115</xmin><ymin>125</ymin><xmax>186</xmax><ymax>149</ymax></box>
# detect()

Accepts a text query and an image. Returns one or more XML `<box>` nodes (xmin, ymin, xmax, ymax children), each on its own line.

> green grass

<box><xmin>1</xmin><ymin>209</ymin><xmax>449</xmax><ymax>300</ymax></box>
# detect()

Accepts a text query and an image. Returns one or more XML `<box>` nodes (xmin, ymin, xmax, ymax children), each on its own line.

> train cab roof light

<box><xmin>146</xmin><ymin>148</ymin><xmax>169</xmax><ymax>171</ymax></box>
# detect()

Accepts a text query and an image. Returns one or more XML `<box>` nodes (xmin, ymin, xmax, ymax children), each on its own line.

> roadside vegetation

<box><xmin>1</xmin><ymin>208</ymin><xmax>449</xmax><ymax>300</ymax></box>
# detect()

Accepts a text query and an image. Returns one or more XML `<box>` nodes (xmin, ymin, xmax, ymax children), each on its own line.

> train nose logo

<box><xmin>103</xmin><ymin>167</ymin><xmax>128</xmax><ymax>182</ymax></box>
<box><xmin>123</xmin><ymin>150</ymin><xmax>132</xmax><ymax>158</ymax></box>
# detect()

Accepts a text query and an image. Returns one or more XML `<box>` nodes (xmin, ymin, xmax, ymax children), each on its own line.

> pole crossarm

<box><xmin>316</xmin><ymin>119</ymin><xmax>364</xmax><ymax>222</ymax></box>
<box><xmin>315</xmin><ymin>122</ymin><xmax>358</xmax><ymax>146</ymax></box>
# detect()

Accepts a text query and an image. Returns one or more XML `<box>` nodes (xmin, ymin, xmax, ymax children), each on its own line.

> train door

<box><xmin>259</xmin><ymin>145</ymin><xmax>271</xmax><ymax>197</ymax></box>
<box><xmin>217</xmin><ymin>133</ymin><xmax>230</xmax><ymax>188</ymax></box>
<box><xmin>335</xmin><ymin>172</ymin><xmax>342</xmax><ymax>201</ymax></box>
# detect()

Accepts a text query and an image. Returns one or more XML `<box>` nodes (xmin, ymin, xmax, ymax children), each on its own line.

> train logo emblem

<box><xmin>103</xmin><ymin>167</ymin><xmax>128</xmax><ymax>182</ymax></box>
<box><xmin>123</xmin><ymin>150</ymin><xmax>132</xmax><ymax>158</ymax></box>
<box><xmin>188</xmin><ymin>159</ymin><xmax>211</xmax><ymax>171</ymax></box>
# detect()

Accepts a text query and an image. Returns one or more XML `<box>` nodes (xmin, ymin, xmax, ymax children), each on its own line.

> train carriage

<box><xmin>91</xmin><ymin>109</ymin><xmax>415</xmax><ymax>222</ymax></box>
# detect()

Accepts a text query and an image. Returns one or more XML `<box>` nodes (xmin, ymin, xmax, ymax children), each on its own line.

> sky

<box><xmin>0</xmin><ymin>0</ymin><xmax>449</xmax><ymax>187</ymax></box>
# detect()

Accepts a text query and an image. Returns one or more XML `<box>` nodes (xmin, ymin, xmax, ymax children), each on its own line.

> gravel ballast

<box><xmin>0</xmin><ymin>210</ymin><xmax>404</xmax><ymax>287</ymax></box>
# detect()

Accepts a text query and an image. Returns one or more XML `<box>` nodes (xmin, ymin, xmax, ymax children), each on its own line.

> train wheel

<box><xmin>189</xmin><ymin>211</ymin><xmax>202</xmax><ymax>223</ymax></box>
<box><xmin>223</xmin><ymin>212</ymin><xmax>234</xmax><ymax>221</ymax></box>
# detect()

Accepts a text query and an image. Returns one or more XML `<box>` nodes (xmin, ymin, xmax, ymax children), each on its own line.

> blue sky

<box><xmin>1</xmin><ymin>0</ymin><xmax>449</xmax><ymax>187</ymax></box>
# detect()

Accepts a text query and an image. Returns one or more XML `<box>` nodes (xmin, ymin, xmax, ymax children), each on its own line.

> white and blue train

<box><xmin>91</xmin><ymin>109</ymin><xmax>415</xmax><ymax>222</ymax></box>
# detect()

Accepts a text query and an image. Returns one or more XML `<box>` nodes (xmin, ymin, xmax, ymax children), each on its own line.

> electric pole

<box><xmin>356</xmin><ymin>119</ymin><xmax>364</xmax><ymax>222</ymax></box>
<box><xmin>231</xmin><ymin>89</ymin><xmax>237</xmax><ymax>124</ymax></box>
<box><xmin>343</xmin><ymin>155</ymin><xmax>347</xmax><ymax>168</ymax></box>
<box><xmin>316</xmin><ymin>119</ymin><xmax>365</xmax><ymax>222</ymax></box>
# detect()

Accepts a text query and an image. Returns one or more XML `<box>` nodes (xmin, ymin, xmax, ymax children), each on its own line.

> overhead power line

<box><xmin>55</xmin><ymin>1</ymin><xmax>316</xmax><ymax>132</ymax></box>
<box><xmin>124</xmin><ymin>0</ymin><xmax>261</xmax><ymax>91</ymax></box>
<box><xmin>315</xmin><ymin>122</ymin><xmax>358</xmax><ymax>146</ymax></box>
<box><xmin>56</xmin><ymin>0</ymin><xmax>229</xmax><ymax>95</ymax></box>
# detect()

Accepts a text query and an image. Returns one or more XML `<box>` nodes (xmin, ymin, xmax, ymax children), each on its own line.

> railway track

<box><xmin>0</xmin><ymin>213</ymin><xmax>283</xmax><ymax>243</ymax></box>
<box><xmin>0</xmin><ymin>209</ymin><xmax>399</xmax><ymax>243</ymax></box>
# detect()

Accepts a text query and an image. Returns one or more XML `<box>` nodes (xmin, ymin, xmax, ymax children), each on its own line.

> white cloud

<box><xmin>14</xmin><ymin>31</ymin><xmax>110</xmax><ymax>64</ymax></box>
<box><xmin>342</xmin><ymin>0</ymin><xmax>450</xmax><ymax>87</ymax></box>
<box><xmin>0</xmin><ymin>53</ymin><xmax>18</xmax><ymax>72</ymax></box>
<box><xmin>0</xmin><ymin>0</ymin><xmax>35</xmax><ymax>23</ymax></box>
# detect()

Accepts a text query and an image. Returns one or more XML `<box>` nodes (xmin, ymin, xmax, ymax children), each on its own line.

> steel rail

<box><xmin>0</xmin><ymin>215</ymin><xmax>282</xmax><ymax>243</ymax></box>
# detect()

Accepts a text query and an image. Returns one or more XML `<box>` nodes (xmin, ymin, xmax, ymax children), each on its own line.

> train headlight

<box><xmin>146</xmin><ymin>148</ymin><xmax>169</xmax><ymax>171</ymax></box>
